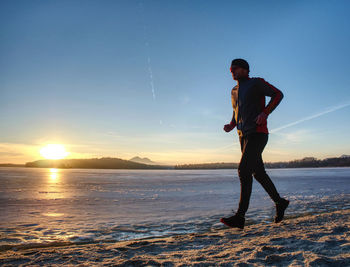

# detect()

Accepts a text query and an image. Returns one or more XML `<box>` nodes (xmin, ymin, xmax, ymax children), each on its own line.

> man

<box><xmin>220</xmin><ymin>58</ymin><xmax>289</xmax><ymax>229</ymax></box>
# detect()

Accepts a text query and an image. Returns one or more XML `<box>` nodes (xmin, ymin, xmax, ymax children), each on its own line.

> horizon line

<box><xmin>1</xmin><ymin>154</ymin><xmax>349</xmax><ymax>166</ymax></box>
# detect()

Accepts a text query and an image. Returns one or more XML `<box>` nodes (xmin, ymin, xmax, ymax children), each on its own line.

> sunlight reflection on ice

<box><xmin>42</xmin><ymin>212</ymin><xmax>64</xmax><ymax>217</ymax></box>
<box><xmin>49</xmin><ymin>168</ymin><xmax>59</xmax><ymax>182</ymax></box>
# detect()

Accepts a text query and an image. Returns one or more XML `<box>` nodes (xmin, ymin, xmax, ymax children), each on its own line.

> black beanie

<box><xmin>231</xmin><ymin>58</ymin><xmax>249</xmax><ymax>71</ymax></box>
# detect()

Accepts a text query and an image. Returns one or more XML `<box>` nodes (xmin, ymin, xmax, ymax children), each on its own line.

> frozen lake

<box><xmin>1</xmin><ymin>167</ymin><xmax>349</xmax><ymax>250</ymax></box>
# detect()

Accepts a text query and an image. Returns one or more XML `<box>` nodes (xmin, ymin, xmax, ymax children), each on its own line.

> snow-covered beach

<box><xmin>1</xmin><ymin>209</ymin><xmax>350</xmax><ymax>266</ymax></box>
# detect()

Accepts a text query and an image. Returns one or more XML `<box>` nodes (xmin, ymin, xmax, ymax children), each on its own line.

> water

<box><xmin>0</xmin><ymin>167</ymin><xmax>349</xmax><ymax>250</ymax></box>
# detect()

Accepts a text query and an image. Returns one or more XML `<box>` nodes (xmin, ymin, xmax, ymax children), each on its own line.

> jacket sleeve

<box><xmin>256</xmin><ymin>78</ymin><xmax>284</xmax><ymax>115</ymax></box>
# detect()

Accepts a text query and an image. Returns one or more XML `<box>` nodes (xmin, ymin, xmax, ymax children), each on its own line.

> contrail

<box><xmin>270</xmin><ymin>101</ymin><xmax>350</xmax><ymax>133</ymax></box>
<box><xmin>216</xmin><ymin>101</ymin><xmax>350</xmax><ymax>152</ymax></box>
<box><xmin>139</xmin><ymin>2</ymin><xmax>156</xmax><ymax>101</ymax></box>
<box><xmin>147</xmin><ymin>54</ymin><xmax>156</xmax><ymax>100</ymax></box>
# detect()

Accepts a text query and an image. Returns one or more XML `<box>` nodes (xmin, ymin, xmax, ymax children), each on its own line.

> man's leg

<box><xmin>251</xmin><ymin>133</ymin><xmax>289</xmax><ymax>223</ymax></box>
<box><xmin>220</xmin><ymin>135</ymin><xmax>252</xmax><ymax>229</ymax></box>
<box><xmin>253</xmin><ymin>162</ymin><xmax>281</xmax><ymax>203</ymax></box>
<box><xmin>236</xmin><ymin>134</ymin><xmax>263</xmax><ymax>217</ymax></box>
<box><xmin>236</xmin><ymin>138</ymin><xmax>253</xmax><ymax>217</ymax></box>
<box><xmin>252</xmin><ymin>134</ymin><xmax>281</xmax><ymax>203</ymax></box>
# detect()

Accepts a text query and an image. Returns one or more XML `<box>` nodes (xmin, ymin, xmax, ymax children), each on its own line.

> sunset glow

<box><xmin>40</xmin><ymin>144</ymin><xmax>69</xmax><ymax>160</ymax></box>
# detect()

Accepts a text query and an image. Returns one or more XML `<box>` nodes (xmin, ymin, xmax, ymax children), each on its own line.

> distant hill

<box><xmin>25</xmin><ymin>157</ymin><xmax>172</xmax><ymax>169</ymax></box>
<box><xmin>129</xmin><ymin>156</ymin><xmax>157</xmax><ymax>165</ymax></box>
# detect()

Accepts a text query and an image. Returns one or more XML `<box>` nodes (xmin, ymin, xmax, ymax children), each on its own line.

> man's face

<box><xmin>230</xmin><ymin>65</ymin><xmax>248</xmax><ymax>80</ymax></box>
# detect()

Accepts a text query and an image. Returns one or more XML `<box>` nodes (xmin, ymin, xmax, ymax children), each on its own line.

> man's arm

<box><xmin>257</xmin><ymin>78</ymin><xmax>284</xmax><ymax>115</ymax></box>
<box><xmin>229</xmin><ymin>109</ymin><xmax>236</xmax><ymax>127</ymax></box>
<box><xmin>255</xmin><ymin>78</ymin><xmax>283</xmax><ymax>125</ymax></box>
<box><xmin>224</xmin><ymin>110</ymin><xmax>236</xmax><ymax>132</ymax></box>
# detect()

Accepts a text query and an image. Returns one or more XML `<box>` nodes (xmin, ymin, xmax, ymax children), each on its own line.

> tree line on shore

<box><xmin>174</xmin><ymin>156</ymin><xmax>350</xmax><ymax>169</ymax></box>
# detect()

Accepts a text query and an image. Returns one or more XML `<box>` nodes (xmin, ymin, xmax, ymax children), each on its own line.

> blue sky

<box><xmin>1</xmin><ymin>0</ymin><xmax>350</xmax><ymax>164</ymax></box>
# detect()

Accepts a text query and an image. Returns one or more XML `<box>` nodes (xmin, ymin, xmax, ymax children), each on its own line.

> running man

<box><xmin>220</xmin><ymin>58</ymin><xmax>289</xmax><ymax>229</ymax></box>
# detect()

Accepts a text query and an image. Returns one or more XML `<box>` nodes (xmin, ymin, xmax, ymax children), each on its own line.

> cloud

<box><xmin>0</xmin><ymin>151</ymin><xmax>24</xmax><ymax>156</ymax></box>
<box><xmin>199</xmin><ymin>108</ymin><xmax>226</xmax><ymax>121</ymax></box>
<box><xmin>104</xmin><ymin>131</ymin><xmax>122</xmax><ymax>138</ymax></box>
<box><xmin>0</xmin><ymin>143</ymin><xmax>40</xmax><ymax>163</ymax></box>
<box><xmin>273</xmin><ymin>129</ymin><xmax>311</xmax><ymax>144</ymax></box>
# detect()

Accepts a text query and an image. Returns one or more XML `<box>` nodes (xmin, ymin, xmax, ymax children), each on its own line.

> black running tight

<box><xmin>236</xmin><ymin>133</ymin><xmax>281</xmax><ymax>217</ymax></box>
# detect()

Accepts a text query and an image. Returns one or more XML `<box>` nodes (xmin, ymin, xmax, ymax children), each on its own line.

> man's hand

<box><xmin>255</xmin><ymin>112</ymin><xmax>268</xmax><ymax>125</ymax></box>
<box><xmin>223</xmin><ymin>123</ymin><xmax>235</xmax><ymax>132</ymax></box>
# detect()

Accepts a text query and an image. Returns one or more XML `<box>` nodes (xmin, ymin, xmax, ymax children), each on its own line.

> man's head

<box><xmin>230</xmin><ymin>58</ymin><xmax>249</xmax><ymax>80</ymax></box>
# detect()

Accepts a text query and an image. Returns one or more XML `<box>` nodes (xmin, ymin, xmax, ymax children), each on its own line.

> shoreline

<box><xmin>1</xmin><ymin>209</ymin><xmax>349</xmax><ymax>266</ymax></box>
<box><xmin>1</xmin><ymin>166</ymin><xmax>350</xmax><ymax>170</ymax></box>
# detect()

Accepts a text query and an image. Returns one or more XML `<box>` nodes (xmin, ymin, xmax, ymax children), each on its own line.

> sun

<box><xmin>40</xmin><ymin>144</ymin><xmax>69</xmax><ymax>160</ymax></box>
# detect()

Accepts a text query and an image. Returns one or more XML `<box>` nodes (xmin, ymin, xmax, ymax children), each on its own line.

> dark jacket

<box><xmin>231</xmin><ymin>77</ymin><xmax>283</xmax><ymax>137</ymax></box>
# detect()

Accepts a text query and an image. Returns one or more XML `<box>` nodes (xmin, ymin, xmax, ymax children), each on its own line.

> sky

<box><xmin>1</xmin><ymin>0</ymin><xmax>350</xmax><ymax>164</ymax></box>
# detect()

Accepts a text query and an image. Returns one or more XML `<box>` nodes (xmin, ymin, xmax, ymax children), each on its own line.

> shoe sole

<box><xmin>220</xmin><ymin>218</ymin><xmax>244</xmax><ymax>229</ymax></box>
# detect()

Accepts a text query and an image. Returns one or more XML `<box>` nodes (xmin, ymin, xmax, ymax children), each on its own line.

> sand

<box><xmin>1</xmin><ymin>209</ymin><xmax>350</xmax><ymax>266</ymax></box>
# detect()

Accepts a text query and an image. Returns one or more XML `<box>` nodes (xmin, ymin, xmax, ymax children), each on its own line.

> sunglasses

<box><xmin>230</xmin><ymin>66</ymin><xmax>245</xmax><ymax>73</ymax></box>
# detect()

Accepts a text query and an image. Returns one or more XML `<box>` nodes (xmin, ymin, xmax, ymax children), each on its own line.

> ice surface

<box><xmin>0</xmin><ymin>167</ymin><xmax>349</xmax><ymax>250</ymax></box>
